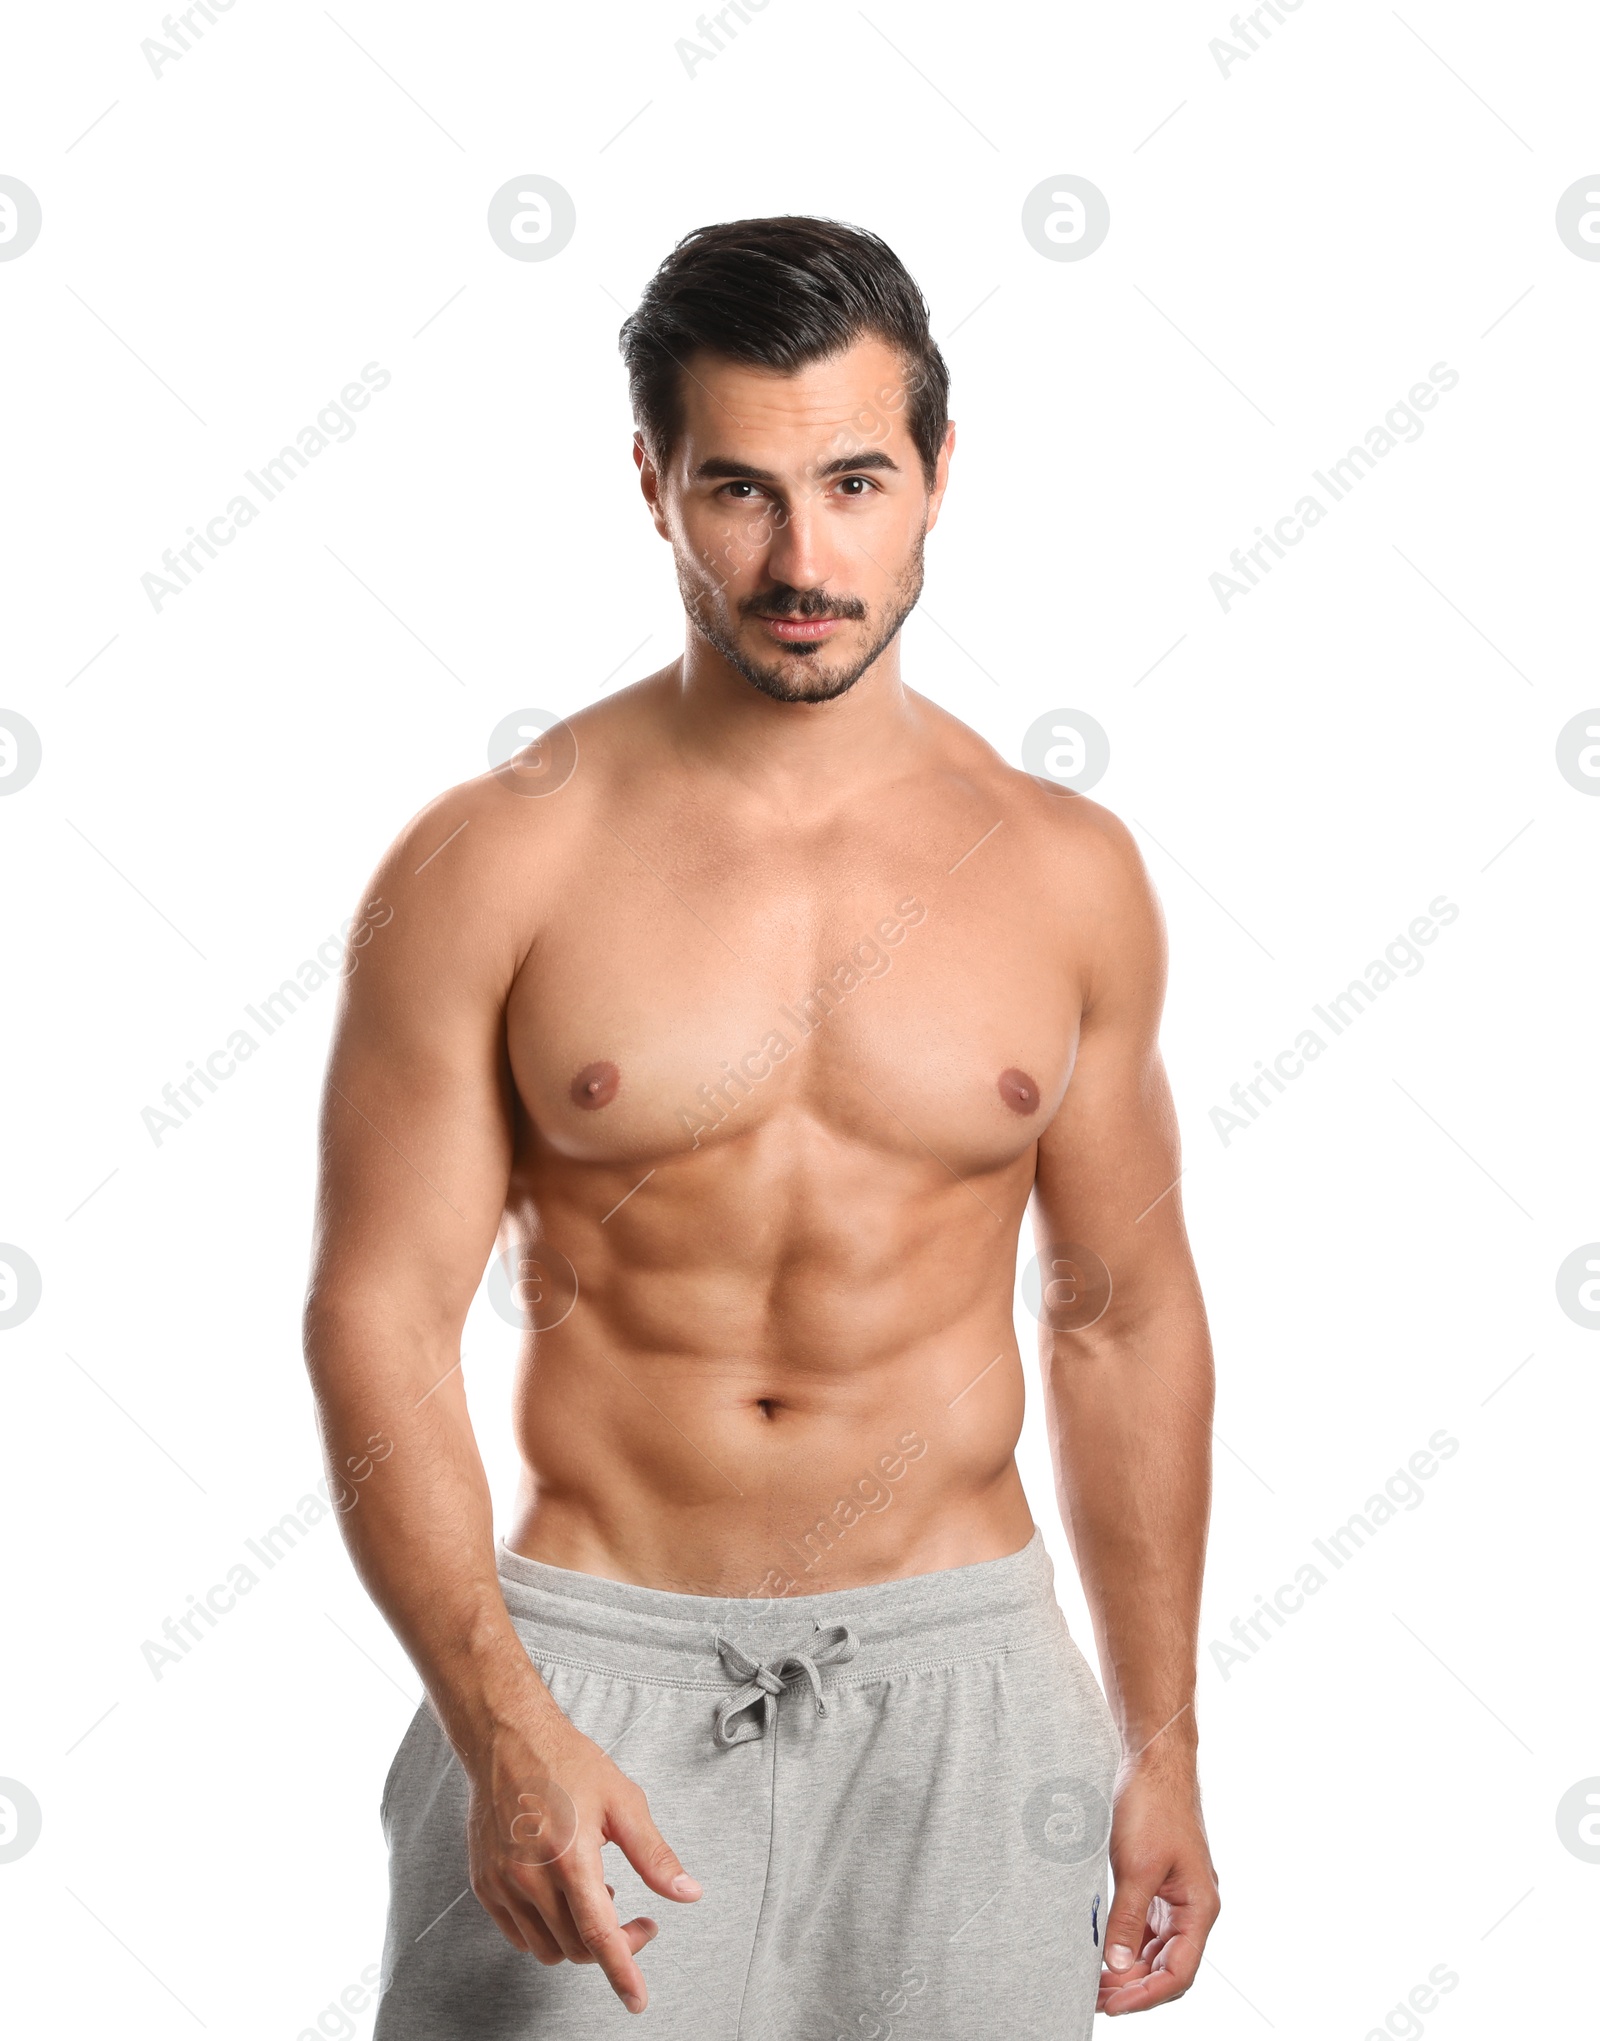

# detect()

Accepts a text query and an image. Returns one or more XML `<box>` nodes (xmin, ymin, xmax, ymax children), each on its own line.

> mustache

<box><xmin>741</xmin><ymin>588</ymin><xmax>867</xmax><ymax>622</ymax></box>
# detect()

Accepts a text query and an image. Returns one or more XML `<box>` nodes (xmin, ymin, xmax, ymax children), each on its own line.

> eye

<box><xmin>836</xmin><ymin>475</ymin><xmax>876</xmax><ymax>496</ymax></box>
<box><xmin>720</xmin><ymin>480</ymin><xmax>763</xmax><ymax>500</ymax></box>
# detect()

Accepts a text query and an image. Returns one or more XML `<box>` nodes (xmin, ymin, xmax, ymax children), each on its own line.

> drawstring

<box><xmin>710</xmin><ymin>1622</ymin><xmax>859</xmax><ymax>1748</ymax></box>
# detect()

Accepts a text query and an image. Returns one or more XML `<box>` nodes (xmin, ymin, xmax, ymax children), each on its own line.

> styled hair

<box><xmin>619</xmin><ymin>215</ymin><xmax>949</xmax><ymax>487</ymax></box>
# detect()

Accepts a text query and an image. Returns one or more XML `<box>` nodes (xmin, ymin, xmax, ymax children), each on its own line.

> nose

<box><xmin>762</xmin><ymin>490</ymin><xmax>832</xmax><ymax>591</ymax></box>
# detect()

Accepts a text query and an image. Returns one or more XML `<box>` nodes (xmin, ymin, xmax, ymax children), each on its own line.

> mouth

<box><xmin>751</xmin><ymin>614</ymin><xmax>848</xmax><ymax>645</ymax></box>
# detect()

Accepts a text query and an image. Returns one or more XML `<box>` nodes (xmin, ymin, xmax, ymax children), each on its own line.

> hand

<box><xmin>1097</xmin><ymin>1754</ymin><xmax>1219</xmax><ymax>2016</ymax></box>
<box><xmin>464</xmin><ymin>1704</ymin><xmax>701</xmax><ymax>2015</ymax></box>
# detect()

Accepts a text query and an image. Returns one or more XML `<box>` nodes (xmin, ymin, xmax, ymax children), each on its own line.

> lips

<box><xmin>754</xmin><ymin>615</ymin><xmax>845</xmax><ymax>642</ymax></box>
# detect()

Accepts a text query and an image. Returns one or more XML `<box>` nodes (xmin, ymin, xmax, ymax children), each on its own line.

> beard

<box><xmin>676</xmin><ymin>529</ymin><xmax>927</xmax><ymax>705</ymax></box>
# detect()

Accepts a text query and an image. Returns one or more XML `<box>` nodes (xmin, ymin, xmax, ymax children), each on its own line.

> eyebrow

<box><xmin>692</xmin><ymin>449</ymin><xmax>902</xmax><ymax>483</ymax></box>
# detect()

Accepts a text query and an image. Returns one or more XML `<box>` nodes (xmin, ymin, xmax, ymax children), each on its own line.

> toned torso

<box><xmin>458</xmin><ymin>672</ymin><xmax>1099</xmax><ymax>1597</ymax></box>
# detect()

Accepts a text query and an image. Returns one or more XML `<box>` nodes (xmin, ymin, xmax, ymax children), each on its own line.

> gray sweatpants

<box><xmin>374</xmin><ymin>1529</ymin><xmax>1120</xmax><ymax>2040</ymax></box>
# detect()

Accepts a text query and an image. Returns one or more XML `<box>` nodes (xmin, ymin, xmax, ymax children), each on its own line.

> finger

<box><xmin>481</xmin><ymin>1891</ymin><xmax>562</xmax><ymax>1965</ymax></box>
<box><xmin>1103</xmin><ymin>1870</ymin><xmax>1161</xmax><ymax>1980</ymax></box>
<box><xmin>1099</xmin><ymin>1935</ymin><xmax>1203</xmax><ymax>2016</ymax></box>
<box><xmin>1103</xmin><ymin>1902</ymin><xmax>1156</xmax><ymax>1979</ymax></box>
<box><xmin>535</xmin><ymin>1884</ymin><xmax>602</xmax><ymax>1966</ymax></box>
<box><xmin>562</xmin><ymin>1869</ymin><xmax>653</xmax><ymax>2010</ymax></box>
<box><xmin>473</xmin><ymin>1875</ymin><xmax>532</xmax><ymax>1952</ymax></box>
<box><xmin>479</xmin><ymin>1896</ymin><xmax>531</xmax><ymax>1954</ymax></box>
<box><xmin>1098</xmin><ymin>1891</ymin><xmax>1217</xmax><ymax>2015</ymax></box>
<box><xmin>606</xmin><ymin>1787</ymin><xmax>702</xmax><ymax>1903</ymax></box>
<box><xmin>622</xmin><ymin>1916</ymin><xmax>661</xmax><ymax>1954</ymax></box>
<box><xmin>500</xmin><ymin>1865</ymin><xmax>601</xmax><ymax>1967</ymax></box>
<box><xmin>522</xmin><ymin>1913</ymin><xmax>565</xmax><ymax>1966</ymax></box>
<box><xmin>604</xmin><ymin>1888</ymin><xmax>663</xmax><ymax>1956</ymax></box>
<box><xmin>555</xmin><ymin>1877</ymin><xmax>661</xmax><ymax>1959</ymax></box>
<box><xmin>1143</xmin><ymin>1898</ymin><xmax>1214</xmax><ymax>1997</ymax></box>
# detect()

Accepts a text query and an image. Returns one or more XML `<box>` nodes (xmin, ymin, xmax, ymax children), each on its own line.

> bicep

<box><xmin>308</xmin><ymin>808</ymin><xmax>518</xmax><ymax>1345</ymax></box>
<box><xmin>1031</xmin><ymin>814</ymin><xmax>1193</xmax><ymax>1317</ymax></box>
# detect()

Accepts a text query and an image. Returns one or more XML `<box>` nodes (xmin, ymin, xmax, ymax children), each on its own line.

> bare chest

<box><xmin>505</xmin><ymin>822</ymin><xmax>1081</xmax><ymax>1178</ymax></box>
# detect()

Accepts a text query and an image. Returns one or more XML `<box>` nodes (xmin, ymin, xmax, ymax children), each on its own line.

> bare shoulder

<box><xmin>919</xmin><ymin>698</ymin><xmax>1155</xmax><ymax>906</ymax></box>
<box><xmin>917</xmin><ymin>698</ymin><xmax>1166</xmax><ymax>1008</ymax></box>
<box><xmin>349</xmin><ymin>685</ymin><xmax>652</xmax><ymax>992</ymax></box>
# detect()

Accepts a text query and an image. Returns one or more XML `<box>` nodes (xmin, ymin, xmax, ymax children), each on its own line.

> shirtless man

<box><xmin>303</xmin><ymin>216</ymin><xmax>1219</xmax><ymax>2039</ymax></box>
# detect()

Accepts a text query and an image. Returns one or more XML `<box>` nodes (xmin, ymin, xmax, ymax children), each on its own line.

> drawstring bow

<box><xmin>710</xmin><ymin>1622</ymin><xmax>859</xmax><ymax>1748</ymax></box>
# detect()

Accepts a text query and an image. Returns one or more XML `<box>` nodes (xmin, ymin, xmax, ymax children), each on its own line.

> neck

<box><xmin>665</xmin><ymin>630</ymin><xmax>922</xmax><ymax>809</ymax></box>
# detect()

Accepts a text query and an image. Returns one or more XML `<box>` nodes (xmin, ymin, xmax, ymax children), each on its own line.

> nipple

<box><xmin>570</xmin><ymin>1061</ymin><xmax>620</xmax><ymax>1110</ymax></box>
<box><xmin>998</xmin><ymin>1067</ymin><xmax>1040</xmax><ymax>1115</ymax></box>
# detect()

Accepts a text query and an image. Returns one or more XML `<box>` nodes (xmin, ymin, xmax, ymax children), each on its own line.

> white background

<box><xmin>3</xmin><ymin>1</ymin><xmax>1597</xmax><ymax>2035</ymax></box>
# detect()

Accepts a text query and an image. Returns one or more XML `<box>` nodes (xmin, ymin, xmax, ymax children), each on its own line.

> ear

<box><xmin>634</xmin><ymin>432</ymin><xmax>672</xmax><ymax>541</ymax></box>
<box><xmin>923</xmin><ymin>419</ymin><xmax>956</xmax><ymax>534</ymax></box>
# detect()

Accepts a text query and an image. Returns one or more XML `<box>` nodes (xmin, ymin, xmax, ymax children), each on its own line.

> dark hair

<box><xmin>619</xmin><ymin>215</ymin><xmax>949</xmax><ymax>488</ymax></box>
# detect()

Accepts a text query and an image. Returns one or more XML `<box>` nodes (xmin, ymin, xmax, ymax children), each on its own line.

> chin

<box><xmin>737</xmin><ymin>651</ymin><xmax>867</xmax><ymax>705</ymax></box>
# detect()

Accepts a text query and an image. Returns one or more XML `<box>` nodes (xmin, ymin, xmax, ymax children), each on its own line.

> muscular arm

<box><xmin>1031</xmin><ymin>804</ymin><xmax>1220</xmax><ymax>2014</ymax></box>
<box><xmin>302</xmin><ymin>791</ymin><xmax>695</xmax><ymax>2014</ymax></box>
<box><xmin>303</xmin><ymin>804</ymin><xmax>527</xmax><ymax>1749</ymax></box>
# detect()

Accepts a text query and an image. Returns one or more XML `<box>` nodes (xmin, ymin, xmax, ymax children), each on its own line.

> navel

<box><xmin>570</xmin><ymin>1060</ymin><xmax>620</xmax><ymax>1110</ymax></box>
<box><xmin>998</xmin><ymin>1067</ymin><xmax>1040</xmax><ymax>1116</ymax></box>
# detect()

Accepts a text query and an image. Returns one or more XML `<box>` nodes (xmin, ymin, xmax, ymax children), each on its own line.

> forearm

<box><xmin>1044</xmin><ymin>1294</ymin><xmax>1213</xmax><ymax>1763</ymax></box>
<box><xmin>304</xmin><ymin>1298</ymin><xmax>560</xmax><ymax>1759</ymax></box>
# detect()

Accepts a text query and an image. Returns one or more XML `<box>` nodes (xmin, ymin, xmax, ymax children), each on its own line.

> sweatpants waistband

<box><xmin>495</xmin><ymin>1528</ymin><xmax>1062</xmax><ymax>1689</ymax></box>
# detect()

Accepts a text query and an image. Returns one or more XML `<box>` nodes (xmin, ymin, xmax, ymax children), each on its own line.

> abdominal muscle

<box><xmin>500</xmin><ymin>1127</ymin><xmax>1040</xmax><ymax>1598</ymax></box>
